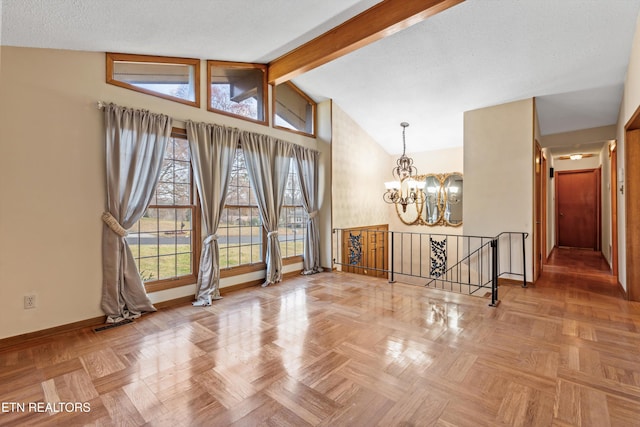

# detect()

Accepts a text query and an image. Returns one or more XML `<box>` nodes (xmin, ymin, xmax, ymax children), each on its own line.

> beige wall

<box><xmin>316</xmin><ymin>100</ymin><xmax>333</xmax><ymax>269</ymax></box>
<box><xmin>331</xmin><ymin>103</ymin><xmax>390</xmax><ymax>229</ymax></box>
<box><xmin>0</xmin><ymin>46</ymin><xmax>327</xmax><ymax>339</ymax></box>
<box><xmin>463</xmin><ymin>98</ymin><xmax>534</xmax><ymax>280</ymax></box>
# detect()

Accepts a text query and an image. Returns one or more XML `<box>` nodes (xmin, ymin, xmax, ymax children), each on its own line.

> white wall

<box><xmin>463</xmin><ymin>98</ymin><xmax>534</xmax><ymax>281</ymax></box>
<box><xmin>546</xmin><ymin>152</ymin><xmax>555</xmax><ymax>257</ymax></box>
<box><xmin>0</xmin><ymin>46</ymin><xmax>328</xmax><ymax>339</ymax></box>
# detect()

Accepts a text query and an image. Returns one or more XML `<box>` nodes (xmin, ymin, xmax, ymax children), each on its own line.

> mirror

<box><xmin>395</xmin><ymin>178</ymin><xmax>422</xmax><ymax>225</ymax></box>
<box><xmin>443</xmin><ymin>173</ymin><xmax>463</xmax><ymax>226</ymax></box>
<box><xmin>391</xmin><ymin>172</ymin><xmax>463</xmax><ymax>227</ymax></box>
<box><xmin>422</xmin><ymin>174</ymin><xmax>443</xmax><ymax>225</ymax></box>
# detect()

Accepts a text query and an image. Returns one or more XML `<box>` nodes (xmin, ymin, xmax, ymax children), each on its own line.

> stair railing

<box><xmin>332</xmin><ymin>228</ymin><xmax>528</xmax><ymax>307</ymax></box>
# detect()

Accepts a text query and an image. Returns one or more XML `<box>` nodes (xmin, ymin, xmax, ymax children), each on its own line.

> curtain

<box><xmin>292</xmin><ymin>145</ymin><xmax>323</xmax><ymax>274</ymax></box>
<box><xmin>240</xmin><ymin>132</ymin><xmax>292</xmax><ymax>286</ymax></box>
<box><xmin>101</xmin><ymin>103</ymin><xmax>172</xmax><ymax>323</ymax></box>
<box><xmin>186</xmin><ymin>121</ymin><xmax>239</xmax><ymax>305</ymax></box>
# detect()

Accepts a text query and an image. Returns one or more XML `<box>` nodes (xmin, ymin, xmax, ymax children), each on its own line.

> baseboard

<box><xmin>0</xmin><ymin>316</ymin><xmax>105</xmax><ymax>351</ymax></box>
<box><xmin>617</xmin><ymin>280</ymin><xmax>628</xmax><ymax>300</ymax></box>
<box><xmin>0</xmin><ymin>269</ymin><xmax>305</xmax><ymax>350</ymax></box>
<box><xmin>498</xmin><ymin>277</ymin><xmax>533</xmax><ymax>287</ymax></box>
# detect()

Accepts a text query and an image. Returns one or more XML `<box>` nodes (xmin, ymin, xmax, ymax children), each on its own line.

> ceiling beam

<box><xmin>267</xmin><ymin>0</ymin><xmax>465</xmax><ymax>85</ymax></box>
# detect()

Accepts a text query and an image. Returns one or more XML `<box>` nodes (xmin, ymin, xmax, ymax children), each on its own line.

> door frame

<box><xmin>624</xmin><ymin>107</ymin><xmax>640</xmax><ymax>301</ymax></box>
<box><xmin>610</xmin><ymin>142</ymin><xmax>619</xmax><ymax>276</ymax></box>
<box><xmin>534</xmin><ymin>141</ymin><xmax>542</xmax><ymax>280</ymax></box>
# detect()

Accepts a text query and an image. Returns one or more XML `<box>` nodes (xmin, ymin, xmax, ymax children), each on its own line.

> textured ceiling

<box><xmin>2</xmin><ymin>0</ymin><xmax>639</xmax><ymax>155</ymax></box>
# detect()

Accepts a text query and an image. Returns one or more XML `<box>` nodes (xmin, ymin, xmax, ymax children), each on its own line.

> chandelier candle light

<box><xmin>383</xmin><ymin>122</ymin><xmax>425</xmax><ymax>212</ymax></box>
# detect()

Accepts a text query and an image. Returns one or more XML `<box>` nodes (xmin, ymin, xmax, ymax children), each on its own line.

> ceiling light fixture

<box><xmin>569</xmin><ymin>154</ymin><xmax>583</xmax><ymax>160</ymax></box>
<box><xmin>383</xmin><ymin>122</ymin><xmax>425</xmax><ymax>212</ymax></box>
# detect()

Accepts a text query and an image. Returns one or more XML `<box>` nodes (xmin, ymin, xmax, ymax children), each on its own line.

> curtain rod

<box><xmin>95</xmin><ymin>101</ymin><xmax>319</xmax><ymax>155</ymax></box>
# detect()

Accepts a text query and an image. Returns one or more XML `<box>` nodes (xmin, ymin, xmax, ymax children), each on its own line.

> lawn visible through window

<box><xmin>126</xmin><ymin>131</ymin><xmax>198</xmax><ymax>285</ymax></box>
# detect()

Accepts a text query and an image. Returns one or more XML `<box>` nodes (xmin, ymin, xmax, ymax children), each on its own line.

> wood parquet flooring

<box><xmin>1</xmin><ymin>258</ymin><xmax>639</xmax><ymax>426</ymax></box>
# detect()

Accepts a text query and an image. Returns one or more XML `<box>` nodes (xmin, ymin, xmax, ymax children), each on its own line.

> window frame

<box><xmin>207</xmin><ymin>60</ymin><xmax>269</xmax><ymax>126</ymax></box>
<box><xmin>272</xmin><ymin>81</ymin><xmax>317</xmax><ymax>138</ymax></box>
<box><xmin>129</xmin><ymin>128</ymin><xmax>202</xmax><ymax>293</ymax></box>
<box><xmin>106</xmin><ymin>53</ymin><xmax>201</xmax><ymax>108</ymax></box>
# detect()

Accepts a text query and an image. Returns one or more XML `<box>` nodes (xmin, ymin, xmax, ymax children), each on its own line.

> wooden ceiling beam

<box><xmin>267</xmin><ymin>0</ymin><xmax>465</xmax><ymax>85</ymax></box>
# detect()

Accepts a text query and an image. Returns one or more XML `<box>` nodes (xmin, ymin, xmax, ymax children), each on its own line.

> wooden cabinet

<box><xmin>341</xmin><ymin>224</ymin><xmax>388</xmax><ymax>279</ymax></box>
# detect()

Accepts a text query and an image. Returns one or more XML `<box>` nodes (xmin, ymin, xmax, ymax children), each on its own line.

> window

<box><xmin>106</xmin><ymin>53</ymin><xmax>200</xmax><ymax>107</ymax></box>
<box><xmin>208</xmin><ymin>61</ymin><xmax>268</xmax><ymax>125</ymax></box>
<box><xmin>273</xmin><ymin>81</ymin><xmax>316</xmax><ymax>137</ymax></box>
<box><xmin>219</xmin><ymin>148</ymin><xmax>264</xmax><ymax>270</ymax></box>
<box><xmin>126</xmin><ymin>129</ymin><xmax>199</xmax><ymax>292</ymax></box>
<box><xmin>279</xmin><ymin>159</ymin><xmax>306</xmax><ymax>259</ymax></box>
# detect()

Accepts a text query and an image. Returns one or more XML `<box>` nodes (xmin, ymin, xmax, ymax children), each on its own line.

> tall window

<box><xmin>279</xmin><ymin>159</ymin><xmax>306</xmax><ymax>259</ymax></box>
<box><xmin>219</xmin><ymin>149</ymin><xmax>264</xmax><ymax>270</ymax></box>
<box><xmin>106</xmin><ymin>53</ymin><xmax>200</xmax><ymax>107</ymax></box>
<box><xmin>126</xmin><ymin>129</ymin><xmax>199</xmax><ymax>291</ymax></box>
<box><xmin>207</xmin><ymin>61</ymin><xmax>268</xmax><ymax>125</ymax></box>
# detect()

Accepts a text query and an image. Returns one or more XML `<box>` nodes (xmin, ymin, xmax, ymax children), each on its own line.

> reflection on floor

<box><xmin>546</xmin><ymin>246</ymin><xmax>612</xmax><ymax>275</ymax></box>
<box><xmin>0</xmin><ymin>262</ymin><xmax>638</xmax><ymax>426</ymax></box>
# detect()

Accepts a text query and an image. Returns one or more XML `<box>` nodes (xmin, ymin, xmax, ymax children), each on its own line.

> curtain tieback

<box><xmin>267</xmin><ymin>231</ymin><xmax>278</xmax><ymax>238</ymax></box>
<box><xmin>203</xmin><ymin>234</ymin><xmax>219</xmax><ymax>245</ymax></box>
<box><xmin>102</xmin><ymin>212</ymin><xmax>128</xmax><ymax>237</ymax></box>
<box><xmin>309</xmin><ymin>210</ymin><xmax>319</xmax><ymax>219</ymax></box>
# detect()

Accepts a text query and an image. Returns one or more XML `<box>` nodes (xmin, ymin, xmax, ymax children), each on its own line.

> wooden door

<box><xmin>556</xmin><ymin>169</ymin><xmax>599</xmax><ymax>249</ymax></box>
<box><xmin>341</xmin><ymin>224</ymin><xmax>388</xmax><ymax>279</ymax></box>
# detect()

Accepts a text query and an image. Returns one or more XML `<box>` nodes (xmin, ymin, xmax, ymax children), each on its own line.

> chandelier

<box><xmin>383</xmin><ymin>122</ymin><xmax>425</xmax><ymax>212</ymax></box>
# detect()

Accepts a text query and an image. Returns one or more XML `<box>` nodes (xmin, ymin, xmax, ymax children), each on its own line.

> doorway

<box><xmin>556</xmin><ymin>169</ymin><xmax>601</xmax><ymax>250</ymax></box>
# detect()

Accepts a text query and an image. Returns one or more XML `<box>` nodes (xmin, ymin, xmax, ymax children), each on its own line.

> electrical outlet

<box><xmin>24</xmin><ymin>294</ymin><xmax>36</xmax><ymax>309</ymax></box>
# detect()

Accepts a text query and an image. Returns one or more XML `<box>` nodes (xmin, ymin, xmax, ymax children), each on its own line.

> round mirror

<box><xmin>422</xmin><ymin>174</ymin><xmax>442</xmax><ymax>225</ymax></box>
<box><xmin>443</xmin><ymin>173</ymin><xmax>463</xmax><ymax>226</ymax></box>
<box><xmin>395</xmin><ymin>178</ymin><xmax>422</xmax><ymax>225</ymax></box>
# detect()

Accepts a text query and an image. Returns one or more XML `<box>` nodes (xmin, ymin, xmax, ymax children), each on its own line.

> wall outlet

<box><xmin>24</xmin><ymin>294</ymin><xmax>36</xmax><ymax>309</ymax></box>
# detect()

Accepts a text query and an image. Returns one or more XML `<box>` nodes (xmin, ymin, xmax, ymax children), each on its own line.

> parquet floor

<box><xmin>1</xmin><ymin>251</ymin><xmax>639</xmax><ymax>426</ymax></box>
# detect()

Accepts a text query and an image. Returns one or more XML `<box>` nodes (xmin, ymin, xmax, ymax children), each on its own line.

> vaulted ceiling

<box><xmin>2</xmin><ymin>0</ymin><xmax>639</xmax><ymax>155</ymax></box>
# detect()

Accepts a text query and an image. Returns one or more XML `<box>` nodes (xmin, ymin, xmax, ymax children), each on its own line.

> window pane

<box><xmin>220</xmin><ymin>148</ymin><xmax>264</xmax><ymax>269</ymax></box>
<box><xmin>278</xmin><ymin>162</ymin><xmax>306</xmax><ymax>258</ymax></box>
<box><xmin>107</xmin><ymin>53</ymin><xmax>200</xmax><ymax>107</ymax></box>
<box><xmin>127</xmin><ymin>132</ymin><xmax>197</xmax><ymax>284</ymax></box>
<box><xmin>274</xmin><ymin>82</ymin><xmax>315</xmax><ymax>135</ymax></box>
<box><xmin>208</xmin><ymin>61</ymin><xmax>266</xmax><ymax>123</ymax></box>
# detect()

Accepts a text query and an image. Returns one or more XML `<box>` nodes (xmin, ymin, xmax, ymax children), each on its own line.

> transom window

<box><xmin>106</xmin><ymin>53</ymin><xmax>200</xmax><ymax>107</ymax></box>
<box><xmin>273</xmin><ymin>81</ymin><xmax>316</xmax><ymax>137</ymax></box>
<box><xmin>208</xmin><ymin>61</ymin><xmax>268</xmax><ymax>125</ymax></box>
<box><xmin>126</xmin><ymin>129</ymin><xmax>199</xmax><ymax>291</ymax></box>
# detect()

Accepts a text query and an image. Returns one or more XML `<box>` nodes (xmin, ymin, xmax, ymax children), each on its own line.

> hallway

<box><xmin>540</xmin><ymin>247</ymin><xmax>622</xmax><ymax>299</ymax></box>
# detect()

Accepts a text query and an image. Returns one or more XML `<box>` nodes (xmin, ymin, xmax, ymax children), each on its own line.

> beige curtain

<box><xmin>293</xmin><ymin>145</ymin><xmax>323</xmax><ymax>274</ymax></box>
<box><xmin>101</xmin><ymin>103</ymin><xmax>172</xmax><ymax>323</ymax></box>
<box><xmin>186</xmin><ymin>121</ymin><xmax>239</xmax><ymax>305</ymax></box>
<box><xmin>240</xmin><ymin>132</ymin><xmax>292</xmax><ymax>286</ymax></box>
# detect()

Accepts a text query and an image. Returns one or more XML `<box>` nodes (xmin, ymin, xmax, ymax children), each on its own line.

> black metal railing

<box><xmin>332</xmin><ymin>228</ymin><xmax>528</xmax><ymax>307</ymax></box>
